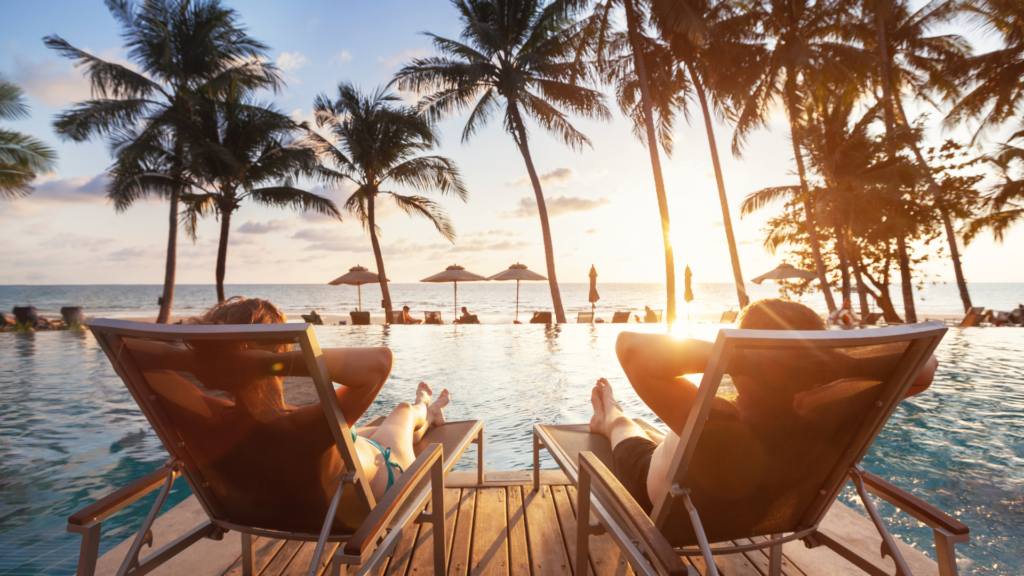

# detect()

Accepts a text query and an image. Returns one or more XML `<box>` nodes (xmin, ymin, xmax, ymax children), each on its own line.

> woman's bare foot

<box><xmin>589</xmin><ymin>380</ymin><xmax>607</xmax><ymax>436</ymax></box>
<box><xmin>426</xmin><ymin>389</ymin><xmax>449</xmax><ymax>427</ymax></box>
<box><xmin>415</xmin><ymin>381</ymin><xmax>433</xmax><ymax>406</ymax></box>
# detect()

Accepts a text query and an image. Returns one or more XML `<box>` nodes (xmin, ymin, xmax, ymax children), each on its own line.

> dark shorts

<box><xmin>612</xmin><ymin>436</ymin><xmax>657</xmax><ymax>514</ymax></box>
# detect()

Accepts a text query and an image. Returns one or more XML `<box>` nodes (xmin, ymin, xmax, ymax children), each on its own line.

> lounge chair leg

<box><xmin>935</xmin><ymin>528</ymin><xmax>967</xmax><ymax>576</ymax></box>
<box><xmin>68</xmin><ymin>520</ymin><xmax>101</xmax><ymax>576</ymax></box>
<box><xmin>681</xmin><ymin>493</ymin><xmax>719</xmax><ymax>576</ymax></box>
<box><xmin>475</xmin><ymin>430</ymin><xmax>485</xmax><ymax>485</ymax></box>
<box><xmin>431</xmin><ymin>457</ymin><xmax>448</xmax><ymax>575</ymax></box>
<box><xmin>768</xmin><ymin>535</ymin><xmax>782</xmax><ymax>576</ymax></box>
<box><xmin>849</xmin><ymin>467</ymin><xmax>912</xmax><ymax>576</ymax></box>
<box><xmin>532</xmin><ymin>432</ymin><xmax>541</xmax><ymax>492</ymax></box>
<box><xmin>116</xmin><ymin>463</ymin><xmax>179</xmax><ymax>576</ymax></box>
<box><xmin>576</xmin><ymin>467</ymin><xmax>593</xmax><ymax>576</ymax></box>
<box><xmin>241</xmin><ymin>533</ymin><xmax>254</xmax><ymax>576</ymax></box>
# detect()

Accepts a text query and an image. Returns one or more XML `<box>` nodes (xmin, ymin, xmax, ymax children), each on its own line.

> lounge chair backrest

<box><xmin>61</xmin><ymin>306</ymin><xmax>86</xmax><ymax>326</ymax></box>
<box><xmin>960</xmin><ymin>314</ymin><xmax>982</xmax><ymax>327</ymax></box>
<box><xmin>967</xmin><ymin>307</ymin><xmax>984</xmax><ymax>316</ymax></box>
<box><xmin>463</xmin><ymin>314</ymin><xmax>480</xmax><ymax>324</ymax></box>
<box><xmin>611</xmin><ymin>311</ymin><xmax>630</xmax><ymax>323</ymax></box>
<box><xmin>530</xmin><ymin>312</ymin><xmax>552</xmax><ymax>324</ymax></box>
<box><xmin>390</xmin><ymin>311</ymin><xmax>406</xmax><ymax>325</ymax></box>
<box><xmin>424</xmin><ymin>311</ymin><xmax>443</xmax><ymax>324</ymax></box>
<box><xmin>718</xmin><ymin>310</ymin><xmax>738</xmax><ymax>324</ymax></box>
<box><xmin>349</xmin><ymin>311</ymin><xmax>370</xmax><ymax>325</ymax></box>
<box><xmin>577</xmin><ymin>312</ymin><xmax>595</xmax><ymax>323</ymax></box>
<box><xmin>651</xmin><ymin>322</ymin><xmax>947</xmax><ymax>547</ymax></box>
<box><xmin>87</xmin><ymin>320</ymin><xmax>376</xmax><ymax>538</ymax></box>
<box><xmin>13</xmin><ymin>306</ymin><xmax>40</xmax><ymax>326</ymax></box>
<box><xmin>863</xmin><ymin>312</ymin><xmax>883</xmax><ymax>325</ymax></box>
<box><xmin>646</xmin><ymin>309</ymin><xmax>663</xmax><ymax>323</ymax></box>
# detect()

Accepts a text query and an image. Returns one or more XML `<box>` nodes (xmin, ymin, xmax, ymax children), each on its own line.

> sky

<box><xmin>1</xmin><ymin>0</ymin><xmax>1021</xmax><ymax>288</ymax></box>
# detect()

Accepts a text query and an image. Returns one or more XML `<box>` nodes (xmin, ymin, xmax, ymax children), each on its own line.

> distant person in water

<box><xmin>133</xmin><ymin>297</ymin><xmax>448</xmax><ymax>503</ymax></box>
<box><xmin>402</xmin><ymin>306</ymin><xmax>423</xmax><ymax>324</ymax></box>
<box><xmin>587</xmin><ymin>298</ymin><xmax>939</xmax><ymax>513</ymax></box>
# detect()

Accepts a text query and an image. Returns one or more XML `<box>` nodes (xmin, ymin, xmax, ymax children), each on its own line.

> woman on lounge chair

<box><xmin>135</xmin><ymin>297</ymin><xmax>449</xmax><ymax>503</ymax></box>
<box><xmin>588</xmin><ymin>299</ymin><xmax>939</xmax><ymax>513</ymax></box>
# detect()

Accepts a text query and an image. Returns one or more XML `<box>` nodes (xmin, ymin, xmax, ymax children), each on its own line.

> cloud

<box><xmin>586</xmin><ymin>229</ymin><xmax>598</xmax><ymax>234</ymax></box>
<box><xmin>379</xmin><ymin>47</ymin><xmax>428</xmax><ymax>69</ymax></box>
<box><xmin>511</xmin><ymin>167</ymin><xmax>575</xmax><ymax>188</ymax></box>
<box><xmin>330</xmin><ymin>51</ymin><xmax>353</xmax><ymax>66</ymax></box>
<box><xmin>463</xmin><ymin>230</ymin><xmax>521</xmax><ymax>239</ymax></box>
<box><xmin>499</xmin><ymin>195</ymin><xmax>612</xmax><ymax>219</ymax></box>
<box><xmin>109</xmin><ymin>245</ymin><xmax>161</xmax><ymax>261</ymax></box>
<box><xmin>30</xmin><ymin>174</ymin><xmax>110</xmax><ymax>204</ymax></box>
<box><xmin>12</xmin><ymin>49</ymin><xmax>136</xmax><ymax>108</ymax></box>
<box><xmin>237</xmin><ymin>218</ymin><xmax>294</xmax><ymax>234</ymax></box>
<box><xmin>277</xmin><ymin>51</ymin><xmax>310</xmax><ymax>72</ymax></box>
<box><xmin>42</xmin><ymin>232</ymin><xmax>113</xmax><ymax>251</ymax></box>
<box><xmin>710</xmin><ymin>221</ymin><xmax>724</xmax><ymax>227</ymax></box>
<box><xmin>450</xmin><ymin>240</ymin><xmax>532</xmax><ymax>252</ymax></box>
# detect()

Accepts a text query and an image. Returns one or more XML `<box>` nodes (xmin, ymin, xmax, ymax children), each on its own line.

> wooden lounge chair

<box><xmin>458</xmin><ymin>314</ymin><xmax>480</xmax><ymax>324</ymax></box>
<box><xmin>13</xmin><ymin>305</ymin><xmax>44</xmax><ymax>328</ymax></box>
<box><xmin>61</xmin><ymin>306</ymin><xmax>87</xmax><ymax>327</ymax></box>
<box><xmin>533</xmin><ymin>322</ymin><xmax>969</xmax><ymax>576</ymax></box>
<box><xmin>578</xmin><ymin>312</ymin><xmax>595</xmax><ymax>323</ymax></box>
<box><xmin>390</xmin><ymin>311</ymin><xmax>406</xmax><ymax>325</ymax></box>
<box><xmin>612</xmin><ymin>311</ymin><xmax>631</xmax><ymax>324</ymax></box>
<box><xmin>301</xmin><ymin>312</ymin><xmax>325</xmax><ymax>325</ymax></box>
<box><xmin>645</xmin><ymin>309</ymin><xmax>663</xmax><ymax>323</ymax></box>
<box><xmin>718</xmin><ymin>310</ymin><xmax>738</xmax><ymax>324</ymax></box>
<box><xmin>349</xmin><ymin>311</ymin><xmax>370</xmax><ymax>325</ymax></box>
<box><xmin>530</xmin><ymin>311</ymin><xmax>553</xmax><ymax>324</ymax></box>
<box><xmin>945</xmin><ymin>307</ymin><xmax>984</xmax><ymax>327</ymax></box>
<box><xmin>75</xmin><ymin>319</ymin><xmax>483</xmax><ymax>576</ymax></box>
<box><xmin>424</xmin><ymin>311</ymin><xmax>443</xmax><ymax>324</ymax></box>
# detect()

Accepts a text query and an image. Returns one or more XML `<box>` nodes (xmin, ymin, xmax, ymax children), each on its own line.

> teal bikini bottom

<box><xmin>351</xmin><ymin>431</ymin><xmax>404</xmax><ymax>492</ymax></box>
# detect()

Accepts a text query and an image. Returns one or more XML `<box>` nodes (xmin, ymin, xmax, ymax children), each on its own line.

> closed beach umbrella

<box><xmin>751</xmin><ymin>263</ymin><xmax>818</xmax><ymax>285</ymax></box>
<box><xmin>684</xmin><ymin>265</ymin><xmax>694</xmax><ymax>321</ymax></box>
<box><xmin>421</xmin><ymin>264</ymin><xmax>488</xmax><ymax>318</ymax></box>
<box><xmin>328</xmin><ymin>265</ymin><xmax>386</xmax><ymax>311</ymax></box>
<box><xmin>488</xmin><ymin>262</ymin><xmax>547</xmax><ymax>322</ymax></box>
<box><xmin>588</xmin><ymin>265</ymin><xmax>600</xmax><ymax>314</ymax></box>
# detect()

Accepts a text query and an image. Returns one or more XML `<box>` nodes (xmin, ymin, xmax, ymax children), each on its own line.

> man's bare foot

<box><xmin>589</xmin><ymin>380</ymin><xmax>607</xmax><ymax>436</ymax></box>
<box><xmin>426</xmin><ymin>389</ymin><xmax>449</xmax><ymax>427</ymax></box>
<box><xmin>415</xmin><ymin>381</ymin><xmax>433</xmax><ymax>406</ymax></box>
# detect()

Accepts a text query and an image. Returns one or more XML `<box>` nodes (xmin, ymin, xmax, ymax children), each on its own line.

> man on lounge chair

<box><xmin>402</xmin><ymin>305</ymin><xmax>423</xmax><ymax>324</ymax></box>
<box><xmin>133</xmin><ymin>297</ymin><xmax>450</xmax><ymax>502</ymax></box>
<box><xmin>588</xmin><ymin>298</ymin><xmax>940</xmax><ymax>514</ymax></box>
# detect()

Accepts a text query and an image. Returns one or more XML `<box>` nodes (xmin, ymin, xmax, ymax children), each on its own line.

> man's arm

<box><xmin>615</xmin><ymin>333</ymin><xmax>714</xmax><ymax>435</ymax></box>
<box><xmin>906</xmin><ymin>355</ymin><xmax>938</xmax><ymax>398</ymax></box>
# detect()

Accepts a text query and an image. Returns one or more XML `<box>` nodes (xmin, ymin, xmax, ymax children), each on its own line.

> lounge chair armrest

<box><xmin>68</xmin><ymin>464</ymin><xmax>178</xmax><ymax>526</ymax></box>
<box><xmin>860</xmin><ymin>469</ymin><xmax>969</xmax><ymax>536</ymax></box>
<box><xmin>344</xmin><ymin>443</ymin><xmax>444</xmax><ymax>557</ymax></box>
<box><xmin>579</xmin><ymin>452</ymin><xmax>689</xmax><ymax>576</ymax></box>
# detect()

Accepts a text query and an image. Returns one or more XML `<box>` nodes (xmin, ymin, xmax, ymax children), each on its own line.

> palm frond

<box><xmin>384</xmin><ymin>192</ymin><xmax>457</xmax><ymax>242</ymax></box>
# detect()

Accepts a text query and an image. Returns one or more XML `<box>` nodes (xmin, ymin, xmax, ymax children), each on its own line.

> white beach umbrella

<box><xmin>751</xmin><ymin>263</ymin><xmax>818</xmax><ymax>285</ymax></box>
<box><xmin>328</xmin><ymin>265</ymin><xmax>387</xmax><ymax>311</ymax></box>
<box><xmin>420</xmin><ymin>264</ymin><xmax>488</xmax><ymax>318</ymax></box>
<box><xmin>488</xmin><ymin>263</ymin><xmax>547</xmax><ymax>322</ymax></box>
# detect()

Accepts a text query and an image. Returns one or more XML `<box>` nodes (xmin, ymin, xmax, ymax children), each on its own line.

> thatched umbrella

<box><xmin>751</xmin><ymin>263</ymin><xmax>818</xmax><ymax>284</ymax></box>
<box><xmin>420</xmin><ymin>264</ymin><xmax>488</xmax><ymax>319</ymax></box>
<box><xmin>488</xmin><ymin>263</ymin><xmax>547</xmax><ymax>322</ymax></box>
<box><xmin>328</xmin><ymin>265</ymin><xmax>386</xmax><ymax>311</ymax></box>
<box><xmin>684</xmin><ymin>265</ymin><xmax>694</xmax><ymax>320</ymax></box>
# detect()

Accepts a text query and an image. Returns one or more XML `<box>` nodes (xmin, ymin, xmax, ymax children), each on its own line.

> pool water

<box><xmin>1</xmin><ymin>324</ymin><xmax>1021</xmax><ymax>575</ymax></box>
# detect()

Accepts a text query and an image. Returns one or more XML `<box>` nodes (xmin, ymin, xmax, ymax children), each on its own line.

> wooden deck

<box><xmin>94</xmin><ymin>471</ymin><xmax>943</xmax><ymax>576</ymax></box>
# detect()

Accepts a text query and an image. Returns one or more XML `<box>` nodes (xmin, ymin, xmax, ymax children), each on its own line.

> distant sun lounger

<box><xmin>301</xmin><ymin>311</ymin><xmax>324</xmax><ymax>325</ymax></box>
<box><xmin>533</xmin><ymin>322</ymin><xmax>970</xmax><ymax>576</ymax></box>
<box><xmin>718</xmin><ymin>310</ymin><xmax>738</xmax><ymax>323</ymax></box>
<box><xmin>424</xmin><ymin>311</ymin><xmax>443</xmax><ymax>324</ymax></box>
<box><xmin>530</xmin><ymin>311</ymin><xmax>552</xmax><ymax>324</ymax></box>
<box><xmin>349</xmin><ymin>311</ymin><xmax>370</xmax><ymax>325</ymax></box>
<box><xmin>77</xmin><ymin>319</ymin><xmax>483</xmax><ymax>576</ymax></box>
<box><xmin>863</xmin><ymin>312</ymin><xmax>884</xmax><ymax>325</ymax></box>
<box><xmin>946</xmin><ymin>307</ymin><xmax>984</xmax><ymax>327</ymax></box>
<box><xmin>61</xmin><ymin>306</ymin><xmax>87</xmax><ymax>328</ymax></box>
<box><xmin>577</xmin><ymin>312</ymin><xmax>594</xmax><ymax>323</ymax></box>
<box><xmin>611</xmin><ymin>311</ymin><xmax>630</xmax><ymax>324</ymax></box>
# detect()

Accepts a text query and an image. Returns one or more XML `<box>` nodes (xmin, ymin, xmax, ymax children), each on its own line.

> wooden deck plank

<box><xmin>505</xmin><ymin>487</ymin><xmax>531</xmax><ymax>576</ymax></box>
<box><xmin>383</xmin><ymin>522</ymin><xmax>423</xmax><ymax>576</ymax></box>
<box><xmin>260</xmin><ymin>540</ymin><xmax>303</xmax><ymax>576</ymax></box>
<box><xmin>471</xmin><ymin>488</ymin><xmax>510</xmax><ymax>576</ymax></box>
<box><xmin>565</xmin><ymin>485</ymin><xmax>634</xmax><ymax>576</ymax></box>
<box><xmin>523</xmin><ymin>485</ymin><xmax>572</xmax><ymax>576</ymax></box>
<box><xmin>406</xmin><ymin>488</ymin><xmax>462</xmax><ymax>576</ymax></box>
<box><xmin>550</xmin><ymin>485</ymin><xmax>591</xmax><ymax>576</ymax></box>
<box><xmin>448</xmin><ymin>488</ymin><xmax>478</xmax><ymax>576</ymax></box>
<box><xmin>743</xmin><ymin>536</ymin><xmax>806</xmax><ymax>576</ymax></box>
<box><xmin>220</xmin><ymin>537</ymin><xmax>286</xmax><ymax>576</ymax></box>
<box><xmin>278</xmin><ymin>542</ymin><xmax>339</xmax><ymax>576</ymax></box>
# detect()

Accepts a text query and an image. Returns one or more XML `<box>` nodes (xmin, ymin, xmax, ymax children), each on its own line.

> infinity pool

<box><xmin>1</xmin><ymin>324</ymin><xmax>1020</xmax><ymax>575</ymax></box>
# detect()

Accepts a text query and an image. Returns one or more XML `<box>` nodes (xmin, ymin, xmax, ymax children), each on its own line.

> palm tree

<box><xmin>0</xmin><ymin>76</ymin><xmax>57</xmax><ymax>200</ymax></box>
<box><xmin>393</xmin><ymin>0</ymin><xmax>609</xmax><ymax>324</ymax></box>
<box><xmin>946</xmin><ymin>0</ymin><xmax>1024</xmax><ymax>140</ymax></box>
<box><xmin>306</xmin><ymin>83</ymin><xmax>467</xmax><ymax>324</ymax></box>
<box><xmin>45</xmin><ymin>0</ymin><xmax>280</xmax><ymax>323</ymax></box>
<box><xmin>856</xmin><ymin>0</ymin><xmax>975</xmax><ymax>313</ymax></box>
<box><xmin>733</xmin><ymin>0</ymin><xmax>869</xmax><ymax>313</ymax></box>
<box><xmin>182</xmin><ymin>87</ymin><xmax>340</xmax><ymax>302</ymax></box>
<box><xmin>653</xmin><ymin>0</ymin><xmax>765</xmax><ymax>309</ymax></box>
<box><xmin>965</xmin><ymin>130</ymin><xmax>1024</xmax><ymax>243</ymax></box>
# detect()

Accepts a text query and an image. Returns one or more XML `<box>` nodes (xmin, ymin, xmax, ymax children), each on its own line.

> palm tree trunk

<box><xmin>509</xmin><ymin>103</ymin><xmax>566</xmax><ymax>323</ymax></box>
<box><xmin>835</xmin><ymin>222</ymin><xmax>852</xmax><ymax>303</ymax></box>
<box><xmin>623</xmin><ymin>0</ymin><xmax>677</xmax><ymax>323</ymax></box>
<box><xmin>848</xmin><ymin>236</ymin><xmax>871</xmax><ymax>317</ymax></box>
<box><xmin>875</xmin><ymin>7</ymin><xmax>917</xmax><ymax>323</ymax></box>
<box><xmin>893</xmin><ymin>97</ymin><xmax>973</xmax><ymax>312</ymax></box>
<box><xmin>784</xmin><ymin>78</ymin><xmax>837</xmax><ymax>312</ymax></box>
<box><xmin>156</xmin><ymin>189</ymin><xmax>178</xmax><ymax>323</ymax></box>
<box><xmin>896</xmin><ymin>235</ymin><xmax>917</xmax><ymax>323</ymax></box>
<box><xmin>689</xmin><ymin>64</ymin><xmax>749</xmax><ymax>309</ymax></box>
<box><xmin>368</xmin><ymin>193</ymin><xmax>393</xmax><ymax>324</ymax></box>
<box><xmin>215</xmin><ymin>207</ymin><xmax>231</xmax><ymax>303</ymax></box>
